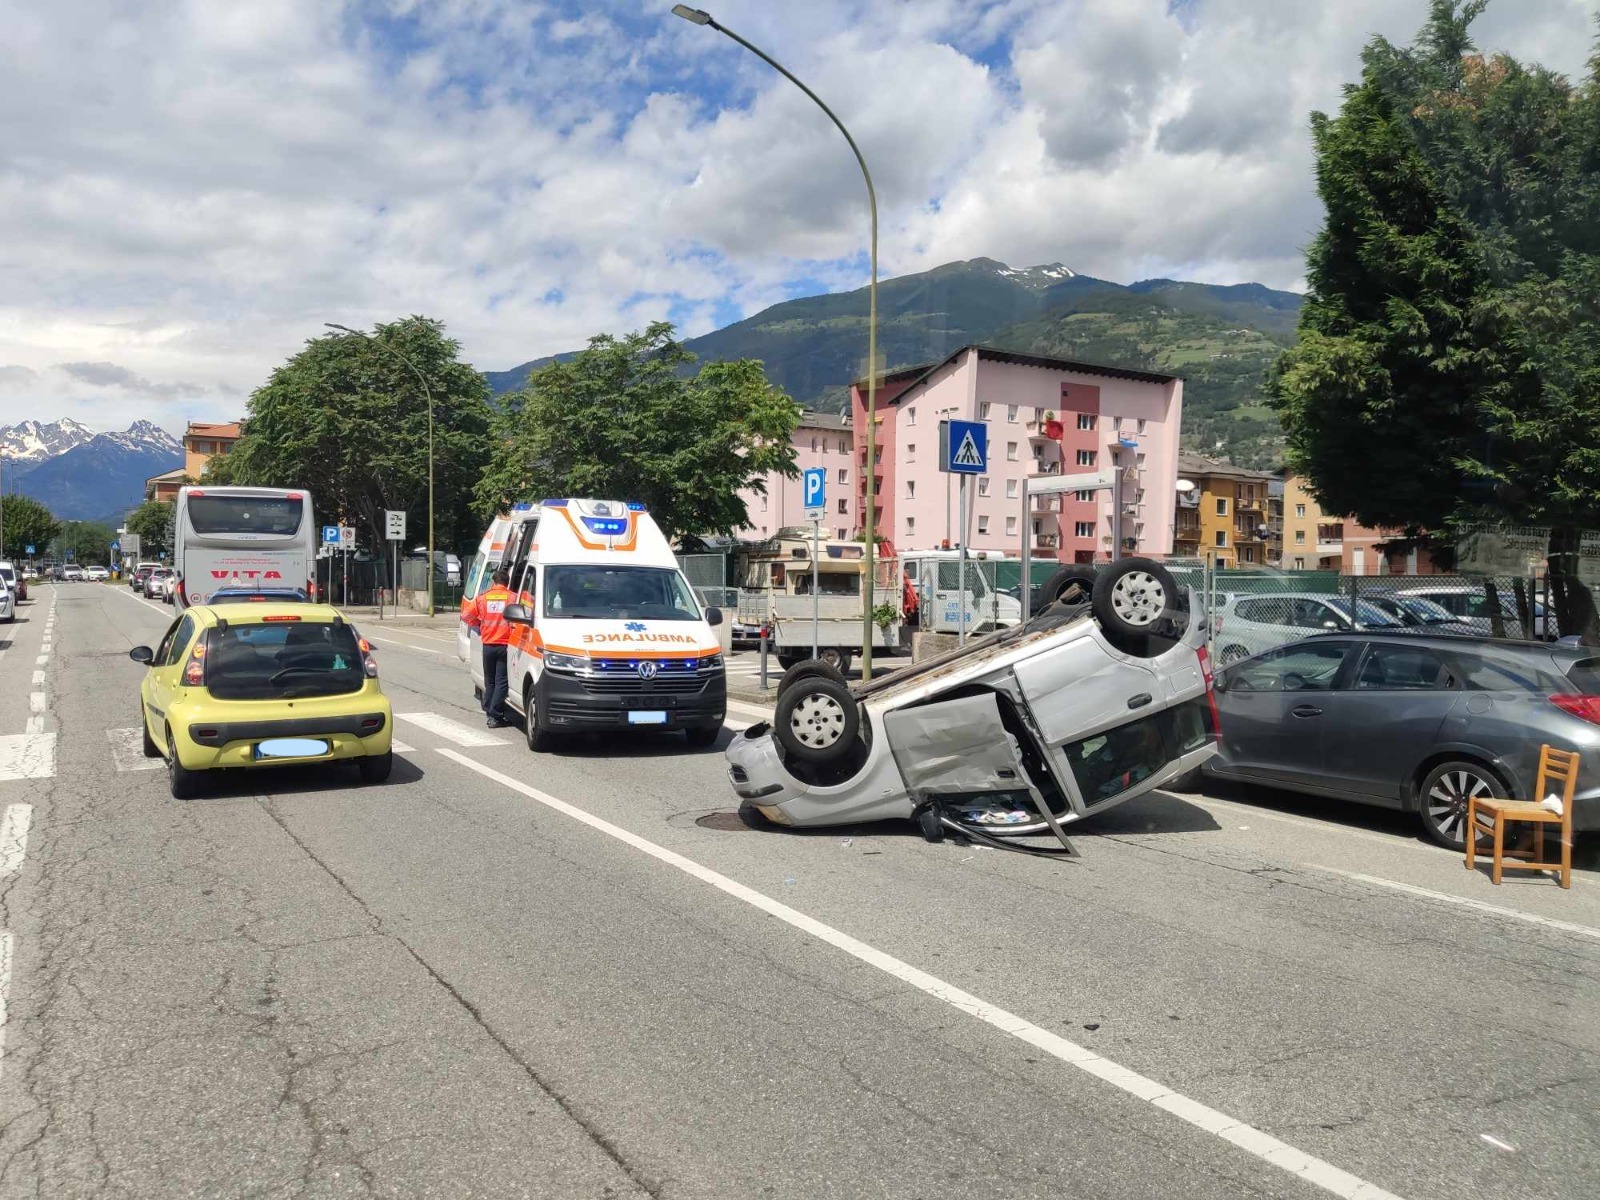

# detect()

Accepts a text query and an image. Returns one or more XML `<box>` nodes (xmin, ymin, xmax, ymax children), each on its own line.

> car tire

<box><xmin>1093</xmin><ymin>558</ymin><xmax>1178</xmax><ymax>646</ymax></box>
<box><xmin>1037</xmin><ymin>567</ymin><xmax>1097</xmax><ymax>614</ymax></box>
<box><xmin>684</xmin><ymin>724</ymin><xmax>721</xmax><ymax>748</ymax></box>
<box><xmin>523</xmin><ymin>681</ymin><xmax>557</xmax><ymax>753</ymax></box>
<box><xmin>1417</xmin><ymin>759</ymin><xmax>1504</xmax><ymax>850</ymax></box>
<box><xmin>777</xmin><ymin>658</ymin><xmax>847</xmax><ymax>697</ymax></box>
<box><xmin>358</xmin><ymin>750</ymin><xmax>393</xmax><ymax>783</ymax></box>
<box><xmin>776</xmin><ymin>652</ymin><xmax>803</xmax><ymax>670</ymax></box>
<box><xmin>141</xmin><ymin>717</ymin><xmax>161</xmax><ymax>759</ymax></box>
<box><xmin>165</xmin><ymin>727</ymin><xmax>200</xmax><ymax>800</ymax></box>
<box><xmin>916</xmin><ymin>804</ymin><xmax>945</xmax><ymax>843</ymax></box>
<box><xmin>774</xmin><ymin>676</ymin><xmax>860</xmax><ymax>765</ymax></box>
<box><xmin>1219</xmin><ymin>644</ymin><xmax>1250</xmax><ymax>666</ymax></box>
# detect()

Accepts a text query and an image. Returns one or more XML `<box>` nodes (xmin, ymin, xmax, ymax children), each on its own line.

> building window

<box><xmin>840</xmin><ymin>439</ymin><xmax>848</xmax><ymax>454</ymax></box>
<box><xmin>1006</xmin><ymin>516</ymin><xmax>1017</xmax><ymax>536</ymax></box>
<box><xmin>811</xmin><ymin>437</ymin><xmax>818</xmax><ymax>452</ymax></box>
<box><xmin>1215</xmin><ymin>530</ymin><xmax>1227</xmax><ymax>547</ymax></box>
<box><xmin>1074</xmin><ymin>521</ymin><xmax>1095</xmax><ymax>538</ymax></box>
<box><xmin>1007</xmin><ymin>405</ymin><xmax>1018</xmax><ymax>423</ymax></box>
<box><xmin>837</xmin><ymin>468</ymin><xmax>847</xmax><ymax>484</ymax></box>
<box><xmin>1075</xmin><ymin>490</ymin><xmax>1094</xmax><ymax>502</ymax></box>
<box><xmin>978</xmin><ymin>478</ymin><xmax>990</xmax><ymax>496</ymax></box>
<box><xmin>1295</xmin><ymin>503</ymin><xmax>1306</xmax><ymax>518</ymax></box>
<box><xmin>836</xmin><ymin>528</ymin><xmax>847</xmax><ymax>540</ymax></box>
<box><xmin>837</xmin><ymin>498</ymin><xmax>848</xmax><ymax>514</ymax></box>
<box><xmin>1137</xmin><ymin>418</ymin><xmax>1146</xmax><ymax>434</ymax></box>
<box><xmin>906</xmin><ymin>480</ymin><xmax>915</xmax><ymax>498</ymax></box>
<box><xmin>1005</xmin><ymin>479</ymin><xmax>1018</xmax><ymax>498</ymax></box>
<box><xmin>1215</xmin><ymin>498</ymin><xmax>1228</xmax><ymax>516</ymax></box>
<box><xmin>906</xmin><ymin>443</ymin><xmax>915</xmax><ymax>461</ymax></box>
<box><xmin>1075</xmin><ymin>450</ymin><xmax>1096</xmax><ymax>466</ymax></box>
<box><xmin>760</xmin><ymin>495</ymin><xmax>768</xmax><ymax>512</ymax></box>
<box><xmin>1294</xmin><ymin>557</ymin><xmax>1306</xmax><ymax>569</ymax></box>
<box><xmin>1006</xmin><ymin>442</ymin><xmax>1018</xmax><ymax>461</ymax></box>
<box><xmin>1241</xmin><ymin>548</ymin><xmax>1255</xmax><ymax>564</ymax></box>
<box><xmin>1077</xmin><ymin>414</ymin><xmax>1095</xmax><ymax>430</ymax></box>
<box><xmin>1295</xmin><ymin>530</ymin><xmax>1306</xmax><ymax>545</ymax></box>
<box><xmin>907</xmin><ymin>408</ymin><xmax>916</xmax><ymax>426</ymax></box>
<box><xmin>1135</xmin><ymin>453</ymin><xmax>1145</xmax><ymax>469</ymax></box>
<box><xmin>979</xmin><ymin>402</ymin><xmax>990</xmax><ymax>419</ymax></box>
<box><xmin>906</xmin><ymin>516</ymin><xmax>915</xmax><ymax>535</ymax></box>
<box><xmin>977</xmin><ymin>515</ymin><xmax>990</xmax><ymax>535</ymax></box>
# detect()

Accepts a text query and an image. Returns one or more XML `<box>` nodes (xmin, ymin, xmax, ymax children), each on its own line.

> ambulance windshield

<box><xmin>542</xmin><ymin>565</ymin><xmax>702</xmax><ymax>621</ymax></box>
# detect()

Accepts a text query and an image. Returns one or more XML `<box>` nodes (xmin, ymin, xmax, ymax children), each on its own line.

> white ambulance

<box><xmin>485</xmin><ymin>499</ymin><xmax>728</xmax><ymax>750</ymax></box>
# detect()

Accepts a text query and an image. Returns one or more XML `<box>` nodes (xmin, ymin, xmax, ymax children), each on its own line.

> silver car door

<box><xmin>1011</xmin><ymin>630</ymin><xmax>1160</xmax><ymax>749</ymax></box>
<box><xmin>1317</xmin><ymin>641</ymin><xmax>1457</xmax><ymax>804</ymax></box>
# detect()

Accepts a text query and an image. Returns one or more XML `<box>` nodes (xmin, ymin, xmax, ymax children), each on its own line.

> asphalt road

<box><xmin>2</xmin><ymin>583</ymin><xmax>1598</xmax><ymax>1199</ymax></box>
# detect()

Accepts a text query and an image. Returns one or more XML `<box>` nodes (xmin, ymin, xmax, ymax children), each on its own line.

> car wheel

<box><xmin>1219</xmin><ymin>644</ymin><xmax>1250</xmax><ymax>666</ymax></box>
<box><xmin>1038</xmin><ymin>567</ymin><xmax>1096</xmax><ymax>613</ymax></box>
<box><xmin>141</xmin><ymin>716</ymin><xmax>160</xmax><ymax>758</ymax></box>
<box><xmin>776</xmin><ymin>652</ymin><xmax>803</xmax><ymax>670</ymax></box>
<box><xmin>358</xmin><ymin>750</ymin><xmax>393</xmax><ymax>783</ymax></box>
<box><xmin>523</xmin><ymin>681</ymin><xmax>556</xmax><ymax>752</ymax></box>
<box><xmin>916</xmin><ymin>804</ymin><xmax>945</xmax><ymax>843</ymax></box>
<box><xmin>774</xmin><ymin>676</ymin><xmax>860</xmax><ymax>765</ymax></box>
<box><xmin>1417</xmin><ymin>760</ymin><xmax>1504</xmax><ymax>850</ymax></box>
<box><xmin>684</xmin><ymin>724</ymin><xmax>721</xmax><ymax>748</ymax></box>
<box><xmin>1092</xmin><ymin>558</ymin><xmax>1178</xmax><ymax>646</ymax></box>
<box><xmin>166</xmin><ymin>727</ymin><xmax>200</xmax><ymax>800</ymax></box>
<box><xmin>777</xmin><ymin>658</ymin><xmax>847</xmax><ymax>697</ymax></box>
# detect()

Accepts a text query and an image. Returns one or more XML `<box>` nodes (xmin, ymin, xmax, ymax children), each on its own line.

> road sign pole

<box><xmin>958</xmin><ymin>474</ymin><xmax>968</xmax><ymax>646</ymax></box>
<box><xmin>812</xmin><ymin>519</ymin><xmax>820</xmax><ymax>661</ymax></box>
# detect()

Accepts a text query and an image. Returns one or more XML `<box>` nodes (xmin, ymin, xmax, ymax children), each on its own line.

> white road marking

<box><xmin>363</xmin><ymin>631</ymin><xmax>455</xmax><ymax>658</ymax></box>
<box><xmin>23</xmin><ymin>718</ymin><xmax>41</xmax><ymax>736</ymax></box>
<box><xmin>438</xmin><ymin>747</ymin><xmax>1407</xmax><ymax>1200</ymax></box>
<box><xmin>106</xmin><ymin>728</ymin><xmax>163</xmax><ymax>773</ymax></box>
<box><xmin>27</xmin><ymin>694</ymin><xmax>44</xmax><ymax>715</ymax></box>
<box><xmin>726</xmin><ymin>698</ymin><xmax>772</xmax><ymax>720</ymax></box>
<box><xmin>390</xmin><ymin>739</ymin><xmax>416</xmax><ymax>754</ymax></box>
<box><xmin>30</xmin><ymin>671</ymin><xmax>44</xmax><ymax>686</ymax></box>
<box><xmin>395</xmin><ymin>712</ymin><xmax>512</xmax><ymax>747</ymax></box>
<box><xmin>1307</xmin><ymin>866</ymin><xmax>1600</xmax><ymax>941</ymax></box>
<box><xmin>0</xmin><ymin>805</ymin><xmax>32</xmax><ymax>876</ymax></box>
<box><xmin>34</xmin><ymin>656</ymin><xmax>46</xmax><ymax>666</ymax></box>
<box><xmin>0</xmin><ymin>930</ymin><xmax>12</xmax><ymax>1079</ymax></box>
<box><xmin>0</xmin><ymin>735</ymin><xmax>54</xmax><ymax>781</ymax></box>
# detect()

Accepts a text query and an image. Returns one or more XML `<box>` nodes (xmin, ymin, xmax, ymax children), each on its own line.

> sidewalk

<box><xmin>723</xmin><ymin>649</ymin><xmax>903</xmax><ymax>706</ymax></box>
<box><xmin>337</xmin><ymin>605</ymin><xmax>459</xmax><ymax>629</ymax></box>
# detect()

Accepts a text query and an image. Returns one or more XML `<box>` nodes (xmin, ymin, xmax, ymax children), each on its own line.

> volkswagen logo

<box><xmin>637</xmin><ymin>661</ymin><xmax>658</xmax><ymax>680</ymax></box>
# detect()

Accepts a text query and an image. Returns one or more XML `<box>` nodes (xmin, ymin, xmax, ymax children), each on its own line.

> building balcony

<box><xmin>1237</xmin><ymin>498</ymin><xmax>1264</xmax><ymax>513</ymax></box>
<box><xmin>1033</xmin><ymin>533</ymin><xmax>1061</xmax><ymax>550</ymax></box>
<box><xmin>1031</xmin><ymin>494</ymin><xmax>1063</xmax><ymax>513</ymax></box>
<box><xmin>1315</xmin><ymin>540</ymin><xmax>1344</xmax><ymax>556</ymax></box>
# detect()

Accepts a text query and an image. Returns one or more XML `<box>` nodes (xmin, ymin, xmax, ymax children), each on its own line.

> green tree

<box><xmin>51</xmin><ymin>521</ymin><xmax>114</xmax><ymax>568</ymax></box>
<box><xmin>1270</xmin><ymin>0</ymin><xmax>1600</xmax><ymax>634</ymax></box>
<box><xmin>477</xmin><ymin>322</ymin><xmax>799</xmax><ymax>543</ymax></box>
<box><xmin>125</xmin><ymin>500</ymin><xmax>175</xmax><ymax>557</ymax></box>
<box><xmin>1</xmin><ymin>495</ymin><xmax>62</xmax><ymax>561</ymax></box>
<box><xmin>224</xmin><ymin>317</ymin><xmax>493</xmax><ymax>556</ymax></box>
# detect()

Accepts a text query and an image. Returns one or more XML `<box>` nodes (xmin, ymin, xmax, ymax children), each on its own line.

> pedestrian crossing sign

<box><xmin>942</xmin><ymin>418</ymin><xmax>988</xmax><ymax>475</ymax></box>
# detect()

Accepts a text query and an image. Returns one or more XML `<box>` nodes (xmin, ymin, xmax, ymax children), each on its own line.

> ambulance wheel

<box><xmin>777</xmin><ymin>658</ymin><xmax>847</xmax><ymax>698</ymax></box>
<box><xmin>523</xmin><ymin>681</ymin><xmax>557</xmax><ymax>753</ymax></box>
<box><xmin>774</xmin><ymin>677</ymin><xmax>860</xmax><ymax>765</ymax></box>
<box><xmin>1092</xmin><ymin>558</ymin><xmax>1178</xmax><ymax>647</ymax></box>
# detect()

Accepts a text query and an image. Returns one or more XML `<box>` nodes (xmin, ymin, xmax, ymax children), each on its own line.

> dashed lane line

<box><xmin>0</xmin><ymin>805</ymin><xmax>32</xmax><ymax>877</ymax></box>
<box><xmin>395</xmin><ymin>712</ymin><xmax>513</xmax><ymax>748</ymax></box>
<box><xmin>438</xmin><ymin>747</ymin><xmax>1408</xmax><ymax>1200</ymax></box>
<box><xmin>0</xmin><ymin>736</ymin><xmax>53</xmax><ymax>782</ymax></box>
<box><xmin>363</xmin><ymin>631</ymin><xmax>455</xmax><ymax>658</ymax></box>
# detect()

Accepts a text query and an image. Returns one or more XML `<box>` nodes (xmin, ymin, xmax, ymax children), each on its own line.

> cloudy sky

<box><xmin>2</xmin><ymin>0</ymin><xmax>1594</xmax><ymax>437</ymax></box>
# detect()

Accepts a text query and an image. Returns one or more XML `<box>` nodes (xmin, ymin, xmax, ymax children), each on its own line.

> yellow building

<box><xmin>1173</xmin><ymin>454</ymin><xmax>1274</xmax><ymax>566</ymax></box>
<box><xmin>184</xmin><ymin>421</ymin><xmax>241</xmax><ymax>480</ymax></box>
<box><xmin>1280</xmin><ymin>474</ymin><xmax>1344</xmax><ymax>571</ymax></box>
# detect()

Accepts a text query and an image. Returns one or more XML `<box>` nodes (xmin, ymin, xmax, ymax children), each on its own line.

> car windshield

<box><xmin>1324</xmin><ymin>598</ymin><xmax>1403</xmax><ymax>627</ymax></box>
<box><xmin>203</xmin><ymin>620</ymin><xmax>366</xmax><ymax>700</ymax></box>
<box><xmin>1390</xmin><ymin>596</ymin><xmax>1457</xmax><ymax>624</ymax></box>
<box><xmin>542</xmin><ymin>565</ymin><xmax>701</xmax><ymax>621</ymax></box>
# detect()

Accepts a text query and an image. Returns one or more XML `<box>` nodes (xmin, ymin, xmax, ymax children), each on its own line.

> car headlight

<box><xmin>543</xmin><ymin>651</ymin><xmax>593</xmax><ymax>675</ymax></box>
<box><xmin>699</xmin><ymin>654</ymin><xmax>724</xmax><ymax>671</ymax></box>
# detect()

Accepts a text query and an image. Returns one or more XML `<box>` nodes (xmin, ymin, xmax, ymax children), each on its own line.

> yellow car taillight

<box><xmin>183</xmin><ymin>636</ymin><xmax>207</xmax><ymax>687</ymax></box>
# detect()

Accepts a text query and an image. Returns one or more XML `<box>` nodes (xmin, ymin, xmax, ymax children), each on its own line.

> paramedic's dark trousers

<box><xmin>482</xmin><ymin>644</ymin><xmax>509</xmax><ymax>722</ymax></box>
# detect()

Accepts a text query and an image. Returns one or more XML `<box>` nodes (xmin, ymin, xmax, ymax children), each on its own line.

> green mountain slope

<box><xmin>485</xmin><ymin>259</ymin><xmax>1302</xmax><ymax>467</ymax></box>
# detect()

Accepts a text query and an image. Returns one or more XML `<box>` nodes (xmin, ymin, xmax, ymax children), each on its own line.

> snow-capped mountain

<box><xmin>1</xmin><ymin>418</ymin><xmax>184</xmax><ymax>522</ymax></box>
<box><xmin>0</xmin><ymin>418</ymin><xmax>98</xmax><ymax>464</ymax></box>
<box><xmin>994</xmin><ymin>262</ymin><xmax>1079</xmax><ymax>287</ymax></box>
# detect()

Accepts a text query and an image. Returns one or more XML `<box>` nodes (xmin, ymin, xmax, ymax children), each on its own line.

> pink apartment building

<box><xmin>848</xmin><ymin>346</ymin><xmax>1183</xmax><ymax>561</ymax></box>
<box><xmin>736</xmin><ymin>411</ymin><xmax>855</xmax><ymax>540</ymax></box>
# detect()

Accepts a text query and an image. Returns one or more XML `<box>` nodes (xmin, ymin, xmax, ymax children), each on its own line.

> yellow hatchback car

<box><xmin>130</xmin><ymin>603</ymin><xmax>394</xmax><ymax>799</ymax></box>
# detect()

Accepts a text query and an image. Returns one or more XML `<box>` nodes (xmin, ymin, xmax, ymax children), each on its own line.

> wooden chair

<box><xmin>1465</xmin><ymin>745</ymin><xmax>1578</xmax><ymax>889</ymax></box>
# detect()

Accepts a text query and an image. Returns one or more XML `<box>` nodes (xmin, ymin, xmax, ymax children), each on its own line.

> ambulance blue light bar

<box><xmin>541</xmin><ymin>499</ymin><xmax>569</xmax><ymax>507</ymax></box>
<box><xmin>582</xmin><ymin>517</ymin><xmax>629</xmax><ymax>536</ymax></box>
<box><xmin>626</xmin><ymin>501</ymin><xmax>647</xmax><ymax>511</ymax></box>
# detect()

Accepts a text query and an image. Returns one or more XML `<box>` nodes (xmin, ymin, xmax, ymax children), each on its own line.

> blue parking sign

<box><xmin>322</xmin><ymin>524</ymin><xmax>341</xmax><ymax>545</ymax></box>
<box><xmin>802</xmin><ymin>467</ymin><xmax>826</xmax><ymax>521</ymax></box>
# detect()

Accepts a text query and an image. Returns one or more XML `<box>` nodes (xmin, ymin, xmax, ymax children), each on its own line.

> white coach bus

<box><xmin>172</xmin><ymin>486</ymin><xmax>318</xmax><ymax>609</ymax></box>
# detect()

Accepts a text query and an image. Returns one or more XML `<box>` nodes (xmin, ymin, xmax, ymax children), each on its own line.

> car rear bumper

<box><xmin>538</xmin><ymin>670</ymin><xmax>727</xmax><ymax>730</ymax></box>
<box><xmin>174</xmin><ymin>709</ymin><xmax>392</xmax><ymax>770</ymax></box>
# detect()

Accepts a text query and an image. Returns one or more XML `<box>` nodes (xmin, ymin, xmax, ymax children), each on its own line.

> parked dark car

<box><xmin>1201</xmin><ymin>633</ymin><xmax>1600</xmax><ymax>849</ymax></box>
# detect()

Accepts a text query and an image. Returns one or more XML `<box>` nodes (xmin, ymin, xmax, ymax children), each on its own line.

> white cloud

<box><xmin>0</xmin><ymin>0</ymin><xmax>1593</xmax><ymax>434</ymax></box>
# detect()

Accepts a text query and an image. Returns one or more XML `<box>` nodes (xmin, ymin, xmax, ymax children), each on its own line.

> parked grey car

<box><xmin>1204</xmin><ymin>633</ymin><xmax>1600</xmax><ymax>848</ymax></box>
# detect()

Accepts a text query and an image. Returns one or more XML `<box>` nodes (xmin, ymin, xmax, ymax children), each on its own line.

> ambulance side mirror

<box><xmin>502</xmin><ymin>603</ymin><xmax>532</xmax><ymax>625</ymax></box>
<box><xmin>705</xmin><ymin>607</ymin><xmax>724</xmax><ymax>627</ymax></box>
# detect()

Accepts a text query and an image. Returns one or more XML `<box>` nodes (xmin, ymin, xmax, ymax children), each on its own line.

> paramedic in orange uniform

<box><xmin>465</xmin><ymin>568</ymin><xmax>513</xmax><ymax>727</ymax></box>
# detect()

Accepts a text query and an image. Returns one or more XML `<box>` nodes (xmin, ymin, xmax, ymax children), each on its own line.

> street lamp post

<box><xmin>326</xmin><ymin>322</ymin><xmax>436</xmax><ymax>617</ymax></box>
<box><xmin>671</xmin><ymin>4</ymin><xmax>880</xmax><ymax>680</ymax></box>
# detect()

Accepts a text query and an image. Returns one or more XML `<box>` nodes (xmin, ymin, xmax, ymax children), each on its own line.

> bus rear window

<box><xmin>188</xmin><ymin>496</ymin><xmax>303</xmax><ymax>536</ymax></box>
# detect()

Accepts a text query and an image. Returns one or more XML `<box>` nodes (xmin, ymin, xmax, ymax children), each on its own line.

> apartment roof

<box><xmin>185</xmin><ymin>421</ymin><xmax>241</xmax><ymax>441</ymax></box>
<box><xmin>1177</xmin><ymin>453</ymin><xmax>1274</xmax><ymax>482</ymax></box>
<box><xmin>146</xmin><ymin>467</ymin><xmax>187</xmax><ymax>485</ymax></box>
<box><xmin>796</xmin><ymin>410</ymin><xmax>851</xmax><ymax>430</ymax></box>
<box><xmin>853</xmin><ymin>344</ymin><xmax>1180</xmax><ymax>405</ymax></box>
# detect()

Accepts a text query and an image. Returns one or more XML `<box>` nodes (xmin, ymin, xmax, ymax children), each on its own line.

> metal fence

<box><xmin>676</xmin><ymin>553</ymin><xmax>732</xmax><ymax>591</ymax></box>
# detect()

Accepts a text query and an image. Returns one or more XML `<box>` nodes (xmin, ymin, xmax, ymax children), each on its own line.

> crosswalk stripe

<box><xmin>395</xmin><ymin>712</ymin><xmax>514</xmax><ymax>747</ymax></box>
<box><xmin>391</xmin><ymin>739</ymin><xmax>416</xmax><ymax>754</ymax></box>
<box><xmin>106</xmin><ymin>728</ymin><xmax>163</xmax><ymax>772</ymax></box>
<box><xmin>0</xmin><ymin>735</ymin><xmax>55</xmax><ymax>782</ymax></box>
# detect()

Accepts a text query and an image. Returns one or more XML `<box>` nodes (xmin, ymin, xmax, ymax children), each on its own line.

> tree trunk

<box><xmin>1483</xmin><ymin>577</ymin><xmax>1508</xmax><ymax>639</ymax></box>
<box><xmin>1547</xmin><ymin>525</ymin><xmax>1600</xmax><ymax>642</ymax></box>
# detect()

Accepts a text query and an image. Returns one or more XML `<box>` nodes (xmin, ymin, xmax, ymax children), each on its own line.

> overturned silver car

<box><xmin>725</xmin><ymin>560</ymin><xmax>1220</xmax><ymax>849</ymax></box>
